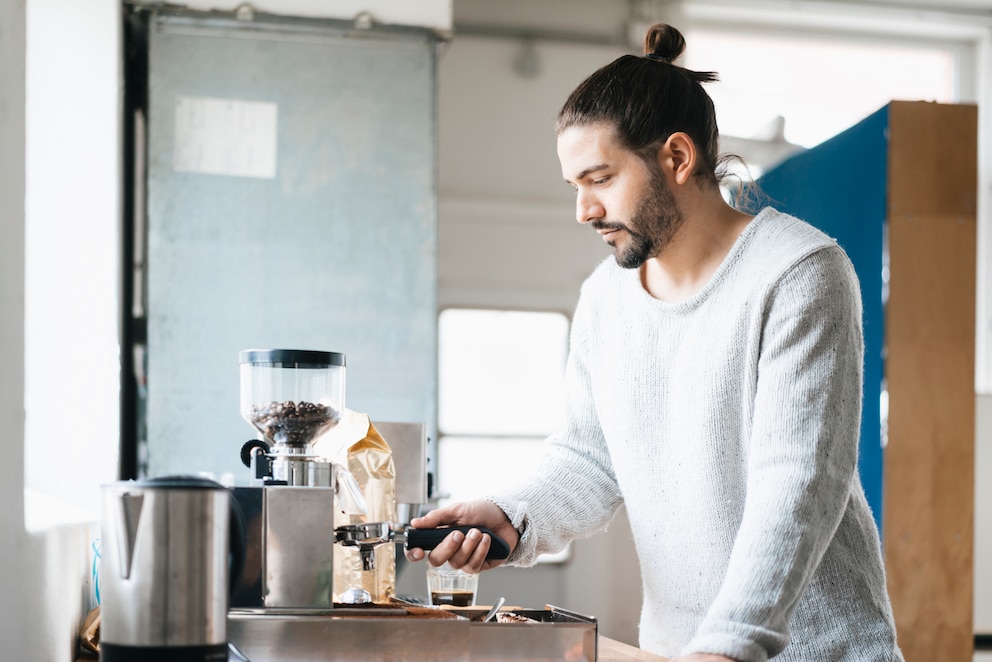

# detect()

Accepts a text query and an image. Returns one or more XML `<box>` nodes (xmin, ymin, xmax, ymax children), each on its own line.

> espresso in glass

<box><xmin>430</xmin><ymin>590</ymin><xmax>475</xmax><ymax>607</ymax></box>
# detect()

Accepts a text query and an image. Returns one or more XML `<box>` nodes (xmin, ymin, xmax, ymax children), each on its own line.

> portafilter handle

<box><xmin>334</xmin><ymin>523</ymin><xmax>511</xmax><ymax>559</ymax></box>
<box><xmin>400</xmin><ymin>525</ymin><xmax>511</xmax><ymax>560</ymax></box>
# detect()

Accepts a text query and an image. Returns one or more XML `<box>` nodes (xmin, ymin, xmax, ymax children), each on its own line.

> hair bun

<box><xmin>643</xmin><ymin>23</ymin><xmax>686</xmax><ymax>63</ymax></box>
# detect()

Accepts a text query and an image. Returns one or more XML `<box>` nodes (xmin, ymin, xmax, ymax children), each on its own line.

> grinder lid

<box><xmin>239</xmin><ymin>349</ymin><xmax>346</xmax><ymax>368</ymax></box>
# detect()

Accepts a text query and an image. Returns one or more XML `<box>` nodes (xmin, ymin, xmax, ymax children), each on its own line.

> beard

<box><xmin>593</xmin><ymin>167</ymin><xmax>683</xmax><ymax>269</ymax></box>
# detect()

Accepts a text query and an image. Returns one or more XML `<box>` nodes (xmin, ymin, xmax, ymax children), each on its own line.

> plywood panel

<box><xmin>884</xmin><ymin>101</ymin><xmax>977</xmax><ymax>661</ymax></box>
<box><xmin>888</xmin><ymin>102</ymin><xmax>978</xmax><ymax>218</ymax></box>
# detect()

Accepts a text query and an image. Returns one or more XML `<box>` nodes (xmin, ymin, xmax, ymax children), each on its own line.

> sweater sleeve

<box><xmin>487</xmin><ymin>285</ymin><xmax>625</xmax><ymax>566</ymax></box>
<box><xmin>681</xmin><ymin>247</ymin><xmax>865</xmax><ymax>661</ymax></box>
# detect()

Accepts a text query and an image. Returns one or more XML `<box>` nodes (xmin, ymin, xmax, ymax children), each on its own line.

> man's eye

<box><xmin>593</xmin><ymin>176</ymin><xmax>610</xmax><ymax>185</ymax></box>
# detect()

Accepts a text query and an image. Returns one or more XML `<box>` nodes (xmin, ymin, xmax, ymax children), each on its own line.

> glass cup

<box><xmin>426</xmin><ymin>562</ymin><xmax>478</xmax><ymax>607</ymax></box>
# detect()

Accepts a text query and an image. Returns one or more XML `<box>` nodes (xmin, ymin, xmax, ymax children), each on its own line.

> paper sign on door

<box><xmin>173</xmin><ymin>96</ymin><xmax>278</xmax><ymax>179</ymax></box>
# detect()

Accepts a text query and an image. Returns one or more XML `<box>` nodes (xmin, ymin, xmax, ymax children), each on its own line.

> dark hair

<box><xmin>555</xmin><ymin>24</ymin><xmax>722</xmax><ymax>187</ymax></box>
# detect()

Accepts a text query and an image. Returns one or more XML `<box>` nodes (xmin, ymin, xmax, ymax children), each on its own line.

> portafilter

<box><xmin>335</xmin><ymin>522</ymin><xmax>511</xmax><ymax>571</ymax></box>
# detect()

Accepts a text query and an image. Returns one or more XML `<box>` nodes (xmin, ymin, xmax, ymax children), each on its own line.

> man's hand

<box><xmin>404</xmin><ymin>500</ymin><xmax>519</xmax><ymax>573</ymax></box>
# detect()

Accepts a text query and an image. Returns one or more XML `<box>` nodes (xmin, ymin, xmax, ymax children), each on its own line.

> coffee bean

<box><xmin>249</xmin><ymin>400</ymin><xmax>339</xmax><ymax>445</ymax></box>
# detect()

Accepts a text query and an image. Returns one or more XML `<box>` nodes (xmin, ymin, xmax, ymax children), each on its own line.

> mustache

<box><xmin>591</xmin><ymin>220</ymin><xmax>627</xmax><ymax>232</ymax></box>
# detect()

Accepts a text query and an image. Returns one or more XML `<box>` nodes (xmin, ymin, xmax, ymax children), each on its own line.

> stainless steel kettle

<box><xmin>100</xmin><ymin>475</ymin><xmax>241</xmax><ymax>662</ymax></box>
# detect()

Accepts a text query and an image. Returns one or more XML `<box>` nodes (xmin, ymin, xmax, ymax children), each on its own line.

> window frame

<box><xmin>436</xmin><ymin>306</ymin><xmax>573</xmax><ymax>563</ymax></box>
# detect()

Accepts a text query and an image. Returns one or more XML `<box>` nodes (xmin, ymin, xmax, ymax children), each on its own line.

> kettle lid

<box><xmin>133</xmin><ymin>474</ymin><xmax>228</xmax><ymax>490</ymax></box>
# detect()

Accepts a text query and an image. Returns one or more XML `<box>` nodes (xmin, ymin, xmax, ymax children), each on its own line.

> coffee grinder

<box><xmin>231</xmin><ymin>349</ymin><xmax>347</xmax><ymax>609</ymax></box>
<box><xmin>228</xmin><ymin>349</ymin><xmax>512</xmax><ymax>611</ymax></box>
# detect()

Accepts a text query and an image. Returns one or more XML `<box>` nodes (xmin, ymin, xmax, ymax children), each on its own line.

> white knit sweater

<box><xmin>489</xmin><ymin>208</ymin><xmax>903</xmax><ymax>661</ymax></box>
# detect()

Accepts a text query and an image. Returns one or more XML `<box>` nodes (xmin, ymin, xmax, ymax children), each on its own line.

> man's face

<box><xmin>558</xmin><ymin>122</ymin><xmax>683</xmax><ymax>269</ymax></box>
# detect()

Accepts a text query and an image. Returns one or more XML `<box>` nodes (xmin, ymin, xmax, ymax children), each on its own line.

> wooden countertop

<box><xmin>600</xmin><ymin>636</ymin><xmax>670</xmax><ymax>661</ymax></box>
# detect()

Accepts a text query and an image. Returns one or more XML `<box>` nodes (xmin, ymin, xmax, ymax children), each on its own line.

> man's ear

<box><xmin>657</xmin><ymin>132</ymin><xmax>697</xmax><ymax>186</ymax></box>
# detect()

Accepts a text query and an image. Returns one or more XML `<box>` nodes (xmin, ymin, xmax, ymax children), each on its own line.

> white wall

<box><xmin>172</xmin><ymin>0</ymin><xmax>451</xmax><ymax>33</ymax></box>
<box><xmin>1</xmin><ymin>1</ymin><xmax>122</xmax><ymax>659</ymax></box>
<box><xmin>23</xmin><ymin>0</ymin><xmax>122</xmax><ymax>526</ymax></box>
<box><xmin>436</xmin><ymin>34</ymin><xmax>619</xmax><ymax>312</ymax></box>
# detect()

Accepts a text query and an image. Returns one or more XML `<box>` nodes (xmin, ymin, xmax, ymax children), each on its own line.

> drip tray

<box><xmin>228</xmin><ymin>604</ymin><xmax>597</xmax><ymax>661</ymax></box>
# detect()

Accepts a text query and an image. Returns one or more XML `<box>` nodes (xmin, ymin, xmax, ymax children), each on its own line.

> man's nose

<box><xmin>576</xmin><ymin>189</ymin><xmax>604</xmax><ymax>224</ymax></box>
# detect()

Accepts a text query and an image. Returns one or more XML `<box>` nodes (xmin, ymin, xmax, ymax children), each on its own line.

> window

<box><xmin>437</xmin><ymin>308</ymin><xmax>570</xmax><ymax>562</ymax></box>
<box><xmin>681</xmin><ymin>28</ymin><xmax>958</xmax><ymax>178</ymax></box>
<box><xmin>688</xmin><ymin>29</ymin><xmax>956</xmax><ymax>147</ymax></box>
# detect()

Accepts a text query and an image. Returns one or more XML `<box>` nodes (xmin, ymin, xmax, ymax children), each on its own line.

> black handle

<box><xmin>241</xmin><ymin>439</ymin><xmax>273</xmax><ymax>481</ymax></box>
<box><xmin>405</xmin><ymin>526</ymin><xmax>511</xmax><ymax>560</ymax></box>
<box><xmin>240</xmin><ymin>439</ymin><xmax>270</xmax><ymax>468</ymax></box>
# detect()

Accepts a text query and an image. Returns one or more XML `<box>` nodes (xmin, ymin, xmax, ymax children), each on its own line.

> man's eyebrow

<box><xmin>564</xmin><ymin>163</ymin><xmax>609</xmax><ymax>184</ymax></box>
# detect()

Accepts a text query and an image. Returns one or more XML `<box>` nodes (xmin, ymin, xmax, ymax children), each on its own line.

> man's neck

<box><xmin>640</xmin><ymin>199</ymin><xmax>753</xmax><ymax>302</ymax></box>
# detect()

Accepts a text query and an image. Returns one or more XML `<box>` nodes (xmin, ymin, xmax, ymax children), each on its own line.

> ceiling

<box><xmin>451</xmin><ymin>0</ymin><xmax>992</xmax><ymax>44</ymax></box>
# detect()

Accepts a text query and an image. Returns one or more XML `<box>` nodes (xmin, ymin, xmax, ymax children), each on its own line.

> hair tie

<box><xmin>644</xmin><ymin>53</ymin><xmax>672</xmax><ymax>63</ymax></box>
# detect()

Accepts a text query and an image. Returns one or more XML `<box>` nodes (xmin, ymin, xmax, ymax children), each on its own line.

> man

<box><xmin>407</xmin><ymin>23</ymin><xmax>903</xmax><ymax>662</ymax></box>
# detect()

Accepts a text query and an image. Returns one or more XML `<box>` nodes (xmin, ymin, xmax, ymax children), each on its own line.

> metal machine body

<box><xmin>372</xmin><ymin>421</ymin><xmax>430</xmax><ymax>527</ymax></box>
<box><xmin>231</xmin><ymin>485</ymin><xmax>337</xmax><ymax>609</ymax></box>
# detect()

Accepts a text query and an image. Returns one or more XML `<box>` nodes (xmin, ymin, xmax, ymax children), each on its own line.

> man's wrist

<box><xmin>484</xmin><ymin>497</ymin><xmax>529</xmax><ymax>560</ymax></box>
